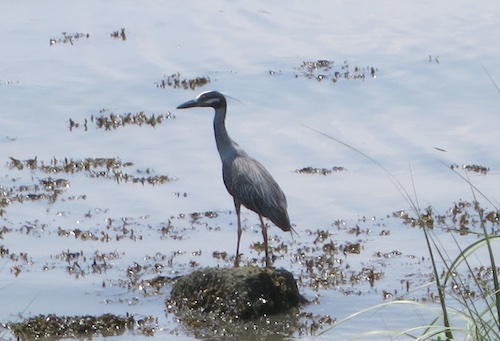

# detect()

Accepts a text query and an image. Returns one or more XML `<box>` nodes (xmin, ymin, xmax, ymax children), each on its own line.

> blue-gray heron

<box><xmin>177</xmin><ymin>90</ymin><xmax>295</xmax><ymax>267</ymax></box>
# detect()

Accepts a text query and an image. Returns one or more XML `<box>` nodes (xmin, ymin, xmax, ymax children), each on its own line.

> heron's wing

<box><xmin>223</xmin><ymin>155</ymin><xmax>292</xmax><ymax>231</ymax></box>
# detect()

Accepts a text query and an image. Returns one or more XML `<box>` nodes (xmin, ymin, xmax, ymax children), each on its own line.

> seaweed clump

<box><xmin>295</xmin><ymin>166</ymin><xmax>346</xmax><ymax>175</ymax></box>
<box><xmin>269</xmin><ymin>60</ymin><xmax>378</xmax><ymax>83</ymax></box>
<box><xmin>450</xmin><ymin>163</ymin><xmax>490</xmax><ymax>175</ymax></box>
<box><xmin>49</xmin><ymin>32</ymin><xmax>89</xmax><ymax>46</ymax></box>
<box><xmin>110</xmin><ymin>28</ymin><xmax>127</xmax><ymax>41</ymax></box>
<box><xmin>69</xmin><ymin>110</ymin><xmax>173</xmax><ymax>131</ymax></box>
<box><xmin>7</xmin><ymin>156</ymin><xmax>173</xmax><ymax>185</ymax></box>
<box><xmin>6</xmin><ymin>313</ymin><xmax>134</xmax><ymax>340</ymax></box>
<box><xmin>156</xmin><ymin>73</ymin><xmax>210</xmax><ymax>90</ymax></box>
<box><xmin>295</xmin><ymin>60</ymin><xmax>377</xmax><ymax>82</ymax></box>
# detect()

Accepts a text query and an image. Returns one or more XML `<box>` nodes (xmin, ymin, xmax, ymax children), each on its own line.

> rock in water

<box><xmin>168</xmin><ymin>267</ymin><xmax>305</xmax><ymax>321</ymax></box>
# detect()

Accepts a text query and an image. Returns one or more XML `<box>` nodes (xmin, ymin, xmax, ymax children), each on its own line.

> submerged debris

<box><xmin>49</xmin><ymin>32</ymin><xmax>89</xmax><ymax>46</ymax></box>
<box><xmin>156</xmin><ymin>72</ymin><xmax>210</xmax><ymax>90</ymax></box>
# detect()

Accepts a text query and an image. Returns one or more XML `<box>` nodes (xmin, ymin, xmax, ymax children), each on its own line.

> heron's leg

<box><xmin>234</xmin><ymin>202</ymin><xmax>242</xmax><ymax>267</ymax></box>
<box><xmin>259</xmin><ymin>215</ymin><xmax>271</xmax><ymax>268</ymax></box>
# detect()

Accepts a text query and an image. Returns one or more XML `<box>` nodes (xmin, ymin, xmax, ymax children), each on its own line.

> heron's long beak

<box><xmin>176</xmin><ymin>99</ymin><xmax>199</xmax><ymax>109</ymax></box>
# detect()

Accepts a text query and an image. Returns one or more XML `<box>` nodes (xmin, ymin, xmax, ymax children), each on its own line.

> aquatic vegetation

<box><xmin>6</xmin><ymin>313</ymin><xmax>139</xmax><ymax>340</ymax></box>
<box><xmin>269</xmin><ymin>59</ymin><xmax>378</xmax><ymax>83</ymax></box>
<box><xmin>295</xmin><ymin>166</ymin><xmax>346</xmax><ymax>175</ymax></box>
<box><xmin>49</xmin><ymin>32</ymin><xmax>90</xmax><ymax>46</ymax></box>
<box><xmin>189</xmin><ymin>210</ymin><xmax>219</xmax><ymax>222</ymax></box>
<box><xmin>1</xmin><ymin>129</ymin><xmax>497</xmax><ymax>339</ymax></box>
<box><xmin>69</xmin><ymin>110</ymin><xmax>174</xmax><ymax>131</ymax></box>
<box><xmin>0</xmin><ymin>156</ymin><xmax>174</xmax><ymax>217</ymax></box>
<box><xmin>110</xmin><ymin>28</ymin><xmax>127</xmax><ymax>41</ymax></box>
<box><xmin>155</xmin><ymin>72</ymin><xmax>211</xmax><ymax>90</ymax></box>
<box><xmin>324</xmin><ymin>200</ymin><xmax>500</xmax><ymax>339</ymax></box>
<box><xmin>7</xmin><ymin>156</ymin><xmax>174</xmax><ymax>185</ymax></box>
<box><xmin>303</xmin><ymin>124</ymin><xmax>500</xmax><ymax>339</ymax></box>
<box><xmin>0</xmin><ymin>178</ymin><xmax>71</xmax><ymax>213</ymax></box>
<box><xmin>2</xmin><ymin>197</ymin><xmax>496</xmax><ymax>339</ymax></box>
<box><xmin>395</xmin><ymin>199</ymin><xmax>500</xmax><ymax>234</ymax></box>
<box><xmin>450</xmin><ymin>163</ymin><xmax>490</xmax><ymax>175</ymax></box>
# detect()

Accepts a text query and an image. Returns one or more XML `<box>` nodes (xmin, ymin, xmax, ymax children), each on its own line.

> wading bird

<box><xmin>177</xmin><ymin>91</ymin><xmax>295</xmax><ymax>267</ymax></box>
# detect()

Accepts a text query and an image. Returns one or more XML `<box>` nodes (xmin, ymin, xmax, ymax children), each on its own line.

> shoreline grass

<box><xmin>307</xmin><ymin>126</ymin><xmax>500</xmax><ymax>340</ymax></box>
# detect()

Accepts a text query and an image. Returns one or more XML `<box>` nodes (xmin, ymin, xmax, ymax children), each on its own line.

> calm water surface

<box><xmin>1</xmin><ymin>1</ymin><xmax>499</xmax><ymax>340</ymax></box>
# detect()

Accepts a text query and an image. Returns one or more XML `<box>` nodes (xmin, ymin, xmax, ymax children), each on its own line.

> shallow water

<box><xmin>1</xmin><ymin>1</ymin><xmax>500</xmax><ymax>340</ymax></box>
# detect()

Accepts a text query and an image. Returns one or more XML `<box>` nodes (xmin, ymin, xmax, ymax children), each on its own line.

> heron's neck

<box><xmin>213</xmin><ymin>106</ymin><xmax>239</xmax><ymax>164</ymax></box>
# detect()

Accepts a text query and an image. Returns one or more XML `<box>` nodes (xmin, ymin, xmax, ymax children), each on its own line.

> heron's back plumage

<box><xmin>222</xmin><ymin>154</ymin><xmax>292</xmax><ymax>232</ymax></box>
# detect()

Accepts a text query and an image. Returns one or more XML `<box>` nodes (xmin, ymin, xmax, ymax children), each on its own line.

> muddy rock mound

<box><xmin>169</xmin><ymin>266</ymin><xmax>305</xmax><ymax>320</ymax></box>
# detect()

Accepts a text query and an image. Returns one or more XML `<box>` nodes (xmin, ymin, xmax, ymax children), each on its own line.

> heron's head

<box><xmin>177</xmin><ymin>90</ymin><xmax>226</xmax><ymax>110</ymax></box>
